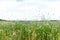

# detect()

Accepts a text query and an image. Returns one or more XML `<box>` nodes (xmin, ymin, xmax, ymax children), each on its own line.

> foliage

<box><xmin>0</xmin><ymin>21</ymin><xmax>60</xmax><ymax>40</ymax></box>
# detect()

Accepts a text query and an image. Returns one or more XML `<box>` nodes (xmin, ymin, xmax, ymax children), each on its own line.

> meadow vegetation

<box><xmin>0</xmin><ymin>21</ymin><xmax>60</xmax><ymax>40</ymax></box>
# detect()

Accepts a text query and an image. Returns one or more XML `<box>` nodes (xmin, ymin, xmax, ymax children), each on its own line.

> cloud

<box><xmin>47</xmin><ymin>2</ymin><xmax>60</xmax><ymax>20</ymax></box>
<box><xmin>1</xmin><ymin>0</ymin><xmax>60</xmax><ymax>20</ymax></box>
<box><xmin>0</xmin><ymin>0</ymin><xmax>16</xmax><ymax>1</ymax></box>
<box><xmin>48</xmin><ymin>0</ymin><xmax>60</xmax><ymax>2</ymax></box>
<box><xmin>0</xmin><ymin>2</ymin><xmax>21</xmax><ymax>9</ymax></box>
<box><xmin>0</xmin><ymin>1</ymin><xmax>48</xmax><ymax>20</ymax></box>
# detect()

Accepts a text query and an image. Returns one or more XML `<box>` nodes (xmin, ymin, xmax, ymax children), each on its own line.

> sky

<box><xmin>0</xmin><ymin>0</ymin><xmax>60</xmax><ymax>20</ymax></box>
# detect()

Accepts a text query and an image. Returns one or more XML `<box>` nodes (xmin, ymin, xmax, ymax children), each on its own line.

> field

<box><xmin>0</xmin><ymin>21</ymin><xmax>60</xmax><ymax>40</ymax></box>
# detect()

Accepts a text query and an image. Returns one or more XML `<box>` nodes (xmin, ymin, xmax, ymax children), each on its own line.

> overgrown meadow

<box><xmin>0</xmin><ymin>21</ymin><xmax>60</xmax><ymax>40</ymax></box>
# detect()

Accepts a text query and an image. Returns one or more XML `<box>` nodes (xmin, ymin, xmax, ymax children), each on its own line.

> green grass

<box><xmin>0</xmin><ymin>21</ymin><xmax>60</xmax><ymax>40</ymax></box>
